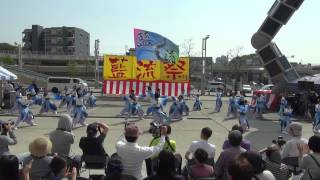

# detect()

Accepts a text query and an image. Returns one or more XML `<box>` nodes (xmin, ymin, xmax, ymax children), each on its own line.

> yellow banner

<box><xmin>103</xmin><ymin>55</ymin><xmax>134</xmax><ymax>80</ymax></box>
<box><xmin>133</xmin><ymin>60</ymin><xmax>161</xmax><ymax>81</ymax></box>
<box><xmin>161</xmin><ymin>57</ymin><xmax>189</xmax><ymax>82</ymax></box>
<box><xmin>104</xmin><ymin>55</ymin><xmax>189</xmax><ymax>82</ymax></box>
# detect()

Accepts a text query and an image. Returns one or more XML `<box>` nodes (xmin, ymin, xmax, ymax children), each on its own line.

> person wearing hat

<box><xmin>264</xmin><ymin>144</ymin><xmax>290</xmax><ymax>180</ymax></box>
<box><xmin>215</xmin><ymin>130</ymin><xmax>246</xmax><ymax>180</ymax></box>
<box><xmin>116</xmin><ymin>123</ymin><xmax>168</xmax><ymax>180</ymax></box>
<box><xmin>22</xmin><ymin>137</ymin><xmax>53</xmax><ymax>179</ymax></box>
<box><xmin>282</xmin><ymin>122</ymin><xmax>309</xmax><ymax>160</ymax></box>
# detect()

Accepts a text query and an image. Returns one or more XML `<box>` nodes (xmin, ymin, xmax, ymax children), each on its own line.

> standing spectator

<box><xmin>264</xmin><ymin>144</ymin><xmax>289</xmax><ymax>180</ymax></box>
<box><xmin>22</xmin><ymin>137</ymin><xmax>53</xmax><ymax>179</ymax></box>
<box><xmin>242</xmin><ymin>151</ymin><xmax>276</xmax><ymax>180</ymax></box>
<box><xmin>228</xmin><ymin>154</ymin><xmax>255</xmax><ymax>180</ymax></box>
<box><xmin>188</xmin><ymin>148</ymin><xmax>214</xmax><ymax>179</ymax></box>
<box><xmin>222</xmin><ymin>124</ymin><xmax>251</xmax><ymax>151</ymax></box>
<box><xmin>49</xmin><ymin>114</ymin><xmax>75</xmax><ymax>156</ymax></box>
<box><xmin>0</xmin><ymin>155</ymin><xmax>19</xmax><ymax>180</ymax></box>
<box><xmin>215</xmin><ymin>130</ymin><xmax>246</xmax><ymax>180</ymax></box>
<box><xmin>79</xmin><ymin>122</ymin><xmax>109</xmax><ymax>156</ymax></box>
<box><xmin>0</xmin><ymin>120</ymin><xmax>17</xmax><ymax>155</ymax></box>
<box><xmin>185</xmin><ymin>127</ymin><xmax>216</xmax><ymax>161</ymax></box>
<box><xmin>282</xmin><ymin>122</ymin><xmax>309</xmax><ymax>159</ymax></box>
<box><xmin>300</xmin><ymin>135</ymin><xmax>320</xmax><ymax>180</ymax></box>
<box><xmin>116</xmin><ymin>123</ymin><xmax>168</xmax><ymax>180</ymax></box>
<box><xmin>144</xmin><ymin>150</ymin><xmax>184</xmax><ymax>180</ymax></box>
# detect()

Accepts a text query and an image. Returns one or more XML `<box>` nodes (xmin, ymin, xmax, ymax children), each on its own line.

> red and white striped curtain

<box><xmin>103</xmin><ymin>80</ymin><xmax>190</xmax><ymax>96</ymax></box>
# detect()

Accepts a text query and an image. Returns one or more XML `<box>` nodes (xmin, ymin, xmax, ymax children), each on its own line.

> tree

<box><xmin>0</xmin><ymin>43</ymin><xmax>17</xmax><ymax>51</ymax></box>
<box><xmin>226</xmin><ymin>46</ymin><xmax>244</xmax><ymax>61</ymax></box>
<box><xmin>180</xmin><ymin>38</ymin><xmax>195</xmax><ymax>57</ymax></box>
<box><xmin>0</xmin><ymin>56</ymin><xmax>16</xmax><ymax>65</ymax></box>
<box><xmin>67</xmin><ymin>62</ymin><xmax>80</xmax><ymax>76</ymax></box>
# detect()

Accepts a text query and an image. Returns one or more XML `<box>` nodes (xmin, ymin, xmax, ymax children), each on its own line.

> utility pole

<box><xmin>201</xmin><ymin>35</ymin><xmax>210</xmax><ymax>95</ymax></box>
<box><xmin>94</xmin><ymin>39</ymin><xmax>100</xmax><ymax>88</ymax></box>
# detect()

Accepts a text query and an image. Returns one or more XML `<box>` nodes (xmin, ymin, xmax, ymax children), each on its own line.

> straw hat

<box><xmin>29</xmin><ymin>137</ymin><xmax>52</xmax><ymax>157</ymax></box>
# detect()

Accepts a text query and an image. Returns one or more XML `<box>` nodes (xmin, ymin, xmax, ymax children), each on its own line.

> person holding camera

<box><xmin>116</xmin><ymin>123</ymin><xmax>168</xmax><ymax>180</ymax></box>
<box><xmin>79</xmin><ymin>122</ymin><xmax>109</xmax><ymax>156</ymax></box>
<box><xmin>0</xmin><ymin>120</ymin><xmax>17</xmax><ymax>155</ymax></box>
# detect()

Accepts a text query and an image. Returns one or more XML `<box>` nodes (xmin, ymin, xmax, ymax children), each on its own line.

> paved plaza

<box><xmin>0</xmin><ymin>95</ymin><xmax>316</xmax><ymax>177</ymax></box>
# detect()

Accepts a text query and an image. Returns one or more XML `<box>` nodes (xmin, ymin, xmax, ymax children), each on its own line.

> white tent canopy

<box><xmin>0</xmin><ymin>66</ymin><xmax>18</xmax><ymax>80</ymax></box>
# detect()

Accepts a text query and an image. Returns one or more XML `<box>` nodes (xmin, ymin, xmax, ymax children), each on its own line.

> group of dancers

<box><xmin>118</xmin><ymin>87</ymin><xmax>193</xmax><ymax>124</ymax></box>
<box><xmin>10</xmin><ymin>85</ymin><xmax>96</xmax><ymax>129</ymax></box>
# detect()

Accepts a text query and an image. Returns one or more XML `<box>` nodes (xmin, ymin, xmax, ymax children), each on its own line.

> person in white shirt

<box><xmin>185</xmin><ymin>127</ymin><xmax>216</xmax><ymax>160</ymax></box>
<box><xmin>116</xmin><ymin>123</ymin><xmax>168</xmax><ymax>180</ymax></box>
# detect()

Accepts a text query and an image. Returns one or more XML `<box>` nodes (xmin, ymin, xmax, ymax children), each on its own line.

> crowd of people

<box><xmin>1</xmin><ymin>84</ymin><xmax>320</xmax><ymax>180</ymax></box>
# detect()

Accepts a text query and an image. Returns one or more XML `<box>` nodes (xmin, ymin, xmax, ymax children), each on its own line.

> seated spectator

<box><xmin>241</xmin><ymin>151</ymin><xmax>276</xmax><ymax>180</ymax></box>
<box><xmin>300</xmin><ymin>135</ymin><xmax>320</xmax><ymax>179</ymax></box>
<box><xmin>79</xmin><ymin>122</ymin><xmax>109</xmax><ymax>156</ymax></box>
<box><xmin>50</xmin><ymin>156</ymin><xmax>77</xmax><ymax>180</ymax></box>
<box><xmin>0</xmin><ymin>155</ymin><xmax>19</xmax><ymax>180</ymax></box>
<box><xmin>215</xmin><ymin>130</ymin><xmax>246</xmax><ymax>180</ymax></box>
<box><xmin>228</xmin><ymin>154</ymin><xmax>255</xmax><ymax>180</ymax></box>
<box><xmin>49</xmin><ymin>114</ymin><xmax>75</xmax><ymax>156</ymax></box>
<box><xmin>188</xmin><ymin>148</ymin><xmax>214</xmax><ymax>179</ymax></box>
<box><xmin>144</xmin><ymin>150</ymin><xmax>184</xmax><ymax>180</ymax></box>
<box><xmin>264</xmin><ymin>144</ymin><xmax>289</xmax><ymax>180</ymax></box>
<box><xmin>185</xmin><ymin>127</ymin><xmax>216</xmax><ymax>161</ymax></box>
<box><xmin>105</xmin><ymin>153</ymin><xmax>124</xmax><ymax>180</ymax></box>
<box><xmin>222</xmin><ymin>124</ymin><xmax>251</xmax><ymax>151</ymax></box>
<box><xmin>282</xmin><ymin>122</ymin><xmax>309</xmax><ymax>159</ymax></box>
<box><xmin>23</xmin><ymin>137</ymin><xmax>53</xmax><ymax>179</ymax></box>
<box><xmin>0</xmin><ymin>120</ymin><xmax>17</xmax><ymax>155</ymax></box>
<box><xmin>116</xmin><ymin>123</ymin><xmax>168</xmax><ymax>180</ymax></box>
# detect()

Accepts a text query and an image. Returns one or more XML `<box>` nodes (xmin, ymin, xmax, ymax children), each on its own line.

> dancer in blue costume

<box><xmin>226</xmin><ymin>92</ymin><xmax>236</xmax><ymax>117</ymax></box>
<box><xmin>279</xmin><ymin>96</ymin><xmax>288</xmax><ymax>115</ymax></box>
<box><xmin>126</xmin><ymin>90</ymin><xmax>144</xmax><ymax>120</ymax></box>
<box><xmin>39</xmin><ymin>94</ymin><xmax>58</xmax><ymax>114</ymax></box>
<box><xmin>280</xmin><ymin>103</ymin><xmax>293</xmax><ymax>134</ymax></box>
<box><xmin>215</xmin><ymin>89</ymin><xmax>223</xmax><ymax>112</ymax></box>
<box><xmin>169</xmin><ymin>96</ymin><xmax>183</xmax><ymax>120</ymax></box>
<box><xmin>151</xmin><ymin>96</ymin><xmax>171</xmax><ymax>124</ymax></box>
<box><xmin>192</xmin><ymin>94</ymin><xmax>202</xmax><ymax>111</ymax></box>
<box><xmin>27</xmin><ymin>89</ymin><xmax>43</xmax><ymax>106</ymax></box>
<box><xmin>72</xmin><ymin>91</ymin><xmax>88</xmax><ymax>127</ymax></box>
<box><xmin>238</xmin><ymin>99</ymin><xmax>249</xmax><ymax>131</ymax></box>
<box><xmin>255</xmin><ymin>94</ymin><xmax>264</xmax><ymax>118</ymax></box>
<box><xmin>14</xmin><ymin>99</ymin><xmax>36</xmax><ymax>129</ymax></box>
<box><xmin>59</xmin><ymin>88</ymin><xmax>72</xmax><ymax>108</ymax></box>
<box><xmin>178</xmin><ymin>95</ymin><xmax>189</xmax><ymax>116</ymax></box>
<box><xmin>87</xmin><ymin>91</ymin><xmax>97</xmax><ymax>107</ymax></box>
<box><xmin>313</xmin><ymin>98</ymin><xmax>320</xmax><ymax>130</ymax></box>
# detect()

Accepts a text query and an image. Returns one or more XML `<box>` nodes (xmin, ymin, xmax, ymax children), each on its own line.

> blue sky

<box><xmin>0</xmin><ymin>0</ymin><xmax>319</xmax><ymax>64</ymax></box>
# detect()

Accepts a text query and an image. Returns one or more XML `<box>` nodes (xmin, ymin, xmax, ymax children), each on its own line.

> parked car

<box><xmin>242</xmin><ymin>84</ymin><xmax>252</xmax><ymax>93</ymax></box>
<box><xmin>253</xmin><ymin>84</ymin><xmax>274</xmax><ymax>95</ymax></box>
<box><xmin>85</xmin><ymin>79</ymin><xmax>103</xmax><ymax>87</ymax></box>
<box><xmin>47</xmin><ymin>77</ymin><xmax>88</xmax><ymax>93</ymax></box>
<box><xmin>207</xmin><ymin>81</ymin><xmax>225</xmax><ymax>92</ymax></box>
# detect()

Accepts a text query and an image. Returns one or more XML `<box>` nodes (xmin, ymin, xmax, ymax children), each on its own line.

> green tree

<box><xmin>67</xmin><ymin>62</ymin><xmax>80</xmax><ymax>76</ymax></box>
<box><xmin>0</xmin><ymin>43</ymin><xmax>17</xmax><ymax>51</ymax></box>
<box><xmin>0</xmin><ymin>56</ymin><xmax>16</xmax><ymax>65</ymax></box>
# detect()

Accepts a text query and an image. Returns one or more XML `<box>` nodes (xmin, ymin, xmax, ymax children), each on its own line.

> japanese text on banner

<box><xmin>103</xmin><ymin>55</ymin><xmax>134</xmax><ymax>80</ymax></box>
<box><xmin>161</xmin><ymin>57</ymin><xmax>189</xmax><ymax>82</ymax></box>
<box><xmin>133</xmin><ymin>60</ymin><xmax>161</xmax><ymax>81</ymax></box>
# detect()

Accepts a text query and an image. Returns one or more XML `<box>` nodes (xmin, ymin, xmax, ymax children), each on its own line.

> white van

<box><xmin>207</xmin><ymin>81</ymin><xmax>225</xmax><ymax>92</ymax></box>
<box><xmin>47</xmin><ymin>77</ymin><xmax>88</xmax><ymax>92</ymax></box>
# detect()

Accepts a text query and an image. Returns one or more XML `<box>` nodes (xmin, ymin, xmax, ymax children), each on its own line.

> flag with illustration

<box><xmin>134</xmin><ymin>28</ymin><xmax>179</xmax><ymax>64</ymax></box>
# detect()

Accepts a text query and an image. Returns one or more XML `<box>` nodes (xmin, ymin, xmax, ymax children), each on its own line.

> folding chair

<box><xmin>81</xmin><ymin>154</ymin><xmax>108</xmax><ymax>177</ymax></box>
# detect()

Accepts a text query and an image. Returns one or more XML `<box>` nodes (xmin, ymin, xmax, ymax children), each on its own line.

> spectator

<box><xmin>241</xmin><ymin>151</ymin><xmax>276</xmax><ymax>180</ymax></box>
<box><xmin>0</xmin><ymin>120</ymin><xmax>17</xmax><ymax>155</ymax></box>
<box><xmin>264</xmin><ymin>144</ymin><xmax>289</xmax><ymax>180</ymax></box>
<box><xmin>300</xmin><ymin>135</ymin><xmax>320</xmax><ymax>180</ymax></box>
<box><xmin>116</xmin><ymin>123</ymin><xmax>168</xmax><ymax>180</ymax></box>
<box><xmin>79</xmin><ymin>122</ymin><xmax>109</xmax><ymax>156</ymax></box>
<box><xmin>105</xmin><ymin>153</ymin><xmax>124</xmax><ymax>180</ymax></box>
<box><xmin>144</xmin><ymin>150</ymin><xmax>184</xmax><ymax>180</ymax></box>
<box><xmin>50</xmin><ymin>156</ymin><xmax>77</xmax><ymax>180</ymax></box>
<box><xmin>222</xmin><ymin>124</ymin><xmax>251</xmax><ymax>151</ymax></box>
<box><xmin>149</xmin><ymin>124</ymin><xmax>176</xmax><ymax>155</ymax></box>
<box><xmin>282</xmin><ymin>122</ymin><xmax>309</xmax><ymax>159</ymax></box>
<box><xmin>185</xmin><ymin>127</ymin><xmax>216</xmax><ymax>160</ymax></box>
<box><xmin>0</xmin><ymin>155</ymin><xmax>19</xmax><ymax>180</ymax></box>
<box><xmin>49</xmin><ymin>114</ymin><xmax>75</xmax><ymax>156</ymax></box>
<box><xmin>23</xmin><ymin>137</ymin><xmax>53</xmax><ymax>179</ymax></box>
<box><xmin>228</xmin><ymin>154</ymin><xmax>255</xmax><ymax>180</ymax></box>
<box><xmin>215</xmin><ymin>130</ymin><xmax>246</xmax><ymax>180</ymax></box>
<box><xmin>188</xmin><ymin>148</ymin><xmax>214</xmax><ymax>179</ymax></box>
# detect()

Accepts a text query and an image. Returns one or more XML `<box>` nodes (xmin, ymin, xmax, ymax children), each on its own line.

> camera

<box><xmin>1</xmin><ymin>120</ymin><xmax>15</xmax><ymax>135</ymax></box>
<box><xmin>272</xmin><ymin>136</ymin><xmax>286</xmax><ymax>148</ymax></box>
<box><xmin>149</xmin><ymin>122</ymin><xmax>162</xmax><ymax>137</ymax></box>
